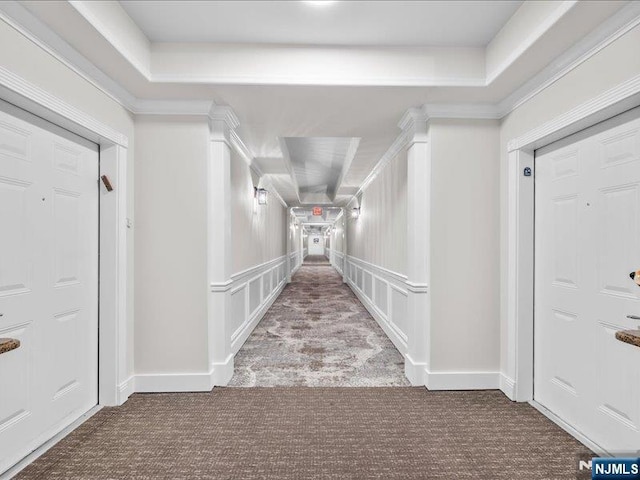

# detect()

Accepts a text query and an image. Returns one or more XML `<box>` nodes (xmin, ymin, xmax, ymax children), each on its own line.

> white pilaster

<box><xmin>207</xmin><ymin>105</ymin><xmax>239</xmax><ymax>386</ymax></box>
<box><xmin>286</xmin><ymin>209</ymin><xmax>293</xmax><ymax>283</ymax></box>
<box><xmin>400</xmin><ymin>107</ymin><xmax>431</xmax><ymax>386</ymax></box>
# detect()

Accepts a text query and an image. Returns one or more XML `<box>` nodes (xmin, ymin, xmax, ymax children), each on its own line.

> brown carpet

<box><xmin>17</xmin><ymin>388</ymin><xmax>591</xmax><ymax>479</ymax></box>
<box><xmin>229</xmin><ymin>259</ymin><xmax>408</xmax><ymax>386</ymax></box>
<box><xmin>303</xmin><ymin>255</ymin><xmax>331</xmax><ymax>265</ymax></box>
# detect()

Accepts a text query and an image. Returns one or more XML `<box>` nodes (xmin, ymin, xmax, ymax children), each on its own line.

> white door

<box><xmin>0</xmin><ymin>100</ymin><xmax>98</xmax><ymax>473</ymax></box>
<box><xmin>535</xmin><ymin>107</ymin><xmax>640</xmax><ymax>454</ymax></box>
<box><xmin>308</xmin><ymin>234</ymin><xmax>324</xmax><ymax>255</ymax></box>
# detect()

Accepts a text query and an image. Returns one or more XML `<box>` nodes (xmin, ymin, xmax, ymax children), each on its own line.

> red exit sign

<box><xmin>313</xmin><ymin>207</ymin><xmax>323</xmax><ymax>216</ymax></box>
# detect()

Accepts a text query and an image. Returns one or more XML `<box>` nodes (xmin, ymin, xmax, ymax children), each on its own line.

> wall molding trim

<box><xmin>508</xmin><ymin>73</ymin><xmax>640</xmax><ymax>152</ymax></box>
<box><xmin>343</xmin><ymin>255</ymin><xmax>409</xmax><ymax>356</ymax></box>
<box><xmin>0</xmin><ymin>68</ymin><xmax>130</xmax><ymax>409</ymax></box>
<box><xmin>500</xmin><ymin>374</ymin><xmax>516</xmax><ymax>400</ymax></box>
<box><xmin>2</xmin><ymin>0</ymin><xmax>638</xmax><ymax>122</ymax></box>
<box><xmin>135</xmin><ymin>370</ymin><xmax>215</xmax><ymax>393</ymax></box>
<box><xmin>0</xmin><ymin>65</ymin><xmax>128</xmax><ymax>147</ymax></box>
<box><xmin>117</xmin><ymin>376</ymin><xmax>135</xmax><ymax>404</ymax></box>
<box><xmin>425</xmin><ymin>370</ymin><xmax>500</xmax><ymax>391</ymax></box>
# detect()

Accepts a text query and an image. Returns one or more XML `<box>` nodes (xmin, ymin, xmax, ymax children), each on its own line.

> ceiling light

<box><xmin>304</xmin><ymin>1</ymin><xmax>336</xmax><ymax>7</ymax></box>
<box><xmin>254</xmin><ymin>187</ymin><xmax>268</xmax><ymax>205</ymax></box>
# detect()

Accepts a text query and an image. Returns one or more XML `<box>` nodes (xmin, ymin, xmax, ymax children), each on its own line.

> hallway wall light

<box><xmin>351</xmin><ymin>207</ymin><xmax>360</xmax><ymax>219</ymax></box>
<box><xmin>254</xmin><ymin>187</ymin><xmax>268</xmax><ymax>205</ymax></box>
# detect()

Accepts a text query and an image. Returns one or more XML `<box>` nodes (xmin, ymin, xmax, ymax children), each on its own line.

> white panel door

<box><xmin>535</xmin><ymin>107</ymin><xmax>640</xmax><ymax>454</ymax></box>
<box><xmin>0</xmin><ymin>100</ymin><xmax>98</xmax><ymax>473</ymax></box>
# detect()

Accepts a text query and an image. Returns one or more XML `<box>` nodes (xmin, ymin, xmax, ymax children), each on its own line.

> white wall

<box><xmin>307</xmin><ymin>234</ymin><xmax>325</xmax><ymax>255</ymax></box>
<box><xmin>499</xmin><ymin>24</ymin><xmax>640</xmax><ymax>381</ymax></box>
<box><xmin>0</xmin><ymin>18</ymin><xmax>136</xmax><ymax>383</ymax></box>
<box><xmin>288</xmin><ymin>212</ymin><xmax>303</xmax><ymax>275</ymax></box>
<box><xmin>347</xmin><ymin>149</ymin><xmax>408</xmax><ymax>275</ymax></box>
<box><xmin>134</xmin><ymin>116</ymin><xmax>209</xmax><ymax>374</ymax></box>
<box><xmin>231</xmin><ymin>150</ymin><xmax>287</xmax><ymax>274</ymax></box>
<box><xmin>429</xmin><ymin>119</ymin><xmax>500</xmax><ymax>372</ymax></box>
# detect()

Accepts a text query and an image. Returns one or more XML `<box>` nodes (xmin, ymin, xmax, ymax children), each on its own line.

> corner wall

<box><xmin>429</xmin><ymin>119</ymin><xmax>500</xmax><ymax>374</ymax></box>
<box><xmin>133</xmin><ymin>116</ymin><xmax>210</xmax><ymax>380</ymax></box>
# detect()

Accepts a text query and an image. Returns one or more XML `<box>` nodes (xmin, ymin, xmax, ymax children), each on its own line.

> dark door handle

<box><xmin>0</xmin><ymin>338</ymin><xmax>20</xmax><ymax>355</ymax></box>
<box><xmin>627</xmin><ymin>315</ymin><xmax>640</xmax><ymax>320</ymax></box>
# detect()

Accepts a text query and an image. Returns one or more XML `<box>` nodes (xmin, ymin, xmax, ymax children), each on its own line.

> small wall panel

<box><xmin>249</xmin><ymin>277</ymin><xmax>261</xmax><ymax>314</ymax></box>
<box><xmin>375</xmin><ymin>278</ymin><xmax>388</xmax><ymax>315</ymax></box>
<box><xmin>391</xmin><ymin>287</ymin><xmax>408</xmax><ymax>338</ymax></box>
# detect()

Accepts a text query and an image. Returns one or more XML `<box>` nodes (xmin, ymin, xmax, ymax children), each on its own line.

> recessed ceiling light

<box><xmin>304</xmin><ymin>1</ymin><xmax>337</xmax><ymax>7</ymax></box>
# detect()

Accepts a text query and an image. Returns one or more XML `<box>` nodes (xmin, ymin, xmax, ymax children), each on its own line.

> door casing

<box><xmin>0</xmin><ymin>67</ymin><xmax>130</xmax><ymax>409</ymax></box>
<box><xmin>505</xmin><ymin>76</ymin><xmax>640</xmax><ymax>452</ymax></box>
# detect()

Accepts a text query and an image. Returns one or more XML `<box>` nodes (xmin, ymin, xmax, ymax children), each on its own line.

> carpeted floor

<box><xmin>228</xmin><ymin>256</ymin><xmax>409</xmax><ymax>386</ymax></box>
<box><xmin>16</xmin><ymin>388</ymin><xmax>592</xmax><ymax>479</ymax></box>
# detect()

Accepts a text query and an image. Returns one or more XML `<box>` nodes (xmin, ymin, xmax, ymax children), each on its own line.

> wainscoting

<box><xmin>334</xmin><ymin>253</ymin><xmax>504</xmax><ymax>392</ymax></box>
<box><xmin>341</xmin><ymin>256</ymin><xmax>409</xmax><ymax>355</ymax></box>
<box><xmin>136</xmin><ymin>252</ymin><xmax>304</xmax><ymax>393</ymax></box>
<box><xmin>229</xmin><ymin>255</ymin><xmax>290</xmax><ymax>354</ymax></box>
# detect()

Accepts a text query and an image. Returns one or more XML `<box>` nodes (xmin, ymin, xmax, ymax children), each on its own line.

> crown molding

<box><xmin>0</xmin><ymin>65</ymin><xmax>128</xmax><ymax>147</ymax></box>
<box><xmin>423</xmin><ymin>103</ymin><xmax>501</xmax><ymax>120</ymax></box>
<box><xmin>1</xmin><ymin>0</ymin><xmax>638</xmax><ymax>121</ymax></box>
<box><xmin>497</xmin><ymin>0</ymin><xmax>640</xmax><ymax>117</ymax></box>
<box><xmin>131</xmin><ymin>99</ymin><xmax>214</xmax><ymax>116</ymax></box>
<box><xmin>208</xmin><ymin>105</ymin><xmax>240</xmax><ymax>130</ymax></box>
<box><xmin>398</xmin><ymin>106</ymin><xmax>429</xmax><ymax>143</ymax></box>
<box><xmin>485</xmin><ymin>1</ymin><xmax>578</xmax><ymax>85</ymax></box>
<box><xmin>507</xmin><ymin>73</ymin><xmax>640</xmax><ymax>152</ymax></box>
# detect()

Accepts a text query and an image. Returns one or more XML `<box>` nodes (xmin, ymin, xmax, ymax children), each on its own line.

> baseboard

<box><xmin>404</xmin><ymin>354</ymin><xmax>428</xmax><ymax>386</ymax></box>
<box><xmin>347</xmin><ymin>277</ymin><xmax>407</xmax><ymax>354</ymax></box>
<box><xmin>499</xmin><ymin>373</ymin><xmax>516</xmax><ymax>400</ymax></box>
<box><xmin>231</xmin><ymin>279</ymin><xmax>286</xmax><ymax>354</ymax></box>
<box><xmin>117</xmin><ymin>375</ymin><xmax>135</xmax><ymax>404</ymax></box>
<box><xmin>211</xmin><ymin>354</ymin><xmax>234</xmax><ymax>386</ymax></box>
<box><xmin>134</xmin><ymin>370</ymin><xmax>215</xmax><ymax>393</ymax></box>
<box><xmin>529</xmin><ymin>400</ymin><xmax>608</xmax><ymax>456</ymax></box>
<box><xmin>425</xmin><ymin>370</ymin><xmax>500</xmax><ymax>391</ymax></box>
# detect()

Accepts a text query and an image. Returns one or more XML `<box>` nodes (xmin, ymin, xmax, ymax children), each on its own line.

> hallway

<box><xmin>229</xmin><ymin>256</ymin><xmax>409</xmax><ymax>387</ymax></box>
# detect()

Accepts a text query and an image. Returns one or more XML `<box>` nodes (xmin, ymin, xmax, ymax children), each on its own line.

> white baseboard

<box><xmin>500</xmin><ymin>373</ymin><xmax>516</xmax><ymax>400</ymax></box>
<box><xmin>425</xmin><ymin>370</ymin><xmax>500</xmax><ymax>391</ymax></box>
<box><xmin>530</xmin><ymin>400</ymin><xmax>608</xmax><ymax>456</ymax></box>
<box><xmin>117</xmin><ymin>375</ymin><xmax>135</xmax><ymax>405</ymax></box>
<box><xmin>134</xmin><ymin>370</ymin><xmax>215</xmax><ymax>393</ymax></box>
<box><xmin>347</xmin><ymin>277</ymin><xmax>408</xmax><ymax>354</ymax></box>
<box><xmin>211</xmin><ymin>354</ymin><xmax>234</xmax><ymax>386</ymax></box>
<box><xmin>404</xmin><ymin>354</ymin><xmax>428</xmax><ymax>386</ymax></box>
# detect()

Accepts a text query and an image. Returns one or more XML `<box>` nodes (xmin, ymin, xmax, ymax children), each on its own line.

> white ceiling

<box><xmin>292</xmin><ymin>207</ymin><xmax>342</xmax><ymax>231</ymax></box>
<box><xmin>7</xmin><ymin>0</ymin><xmax>633</xmax><ymax>218</ymax></box>
<box><xmin>119</xmin><ymin>0</ymin><xmax>523</xmax><ymax>47</ymax></box>
<box><xmin>281</xmin><ymin>136</ymin><xmax>359</xmax><ymax>205</ymax></box>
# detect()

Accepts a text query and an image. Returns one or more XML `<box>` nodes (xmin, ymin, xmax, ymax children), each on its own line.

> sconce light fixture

<box><xmin>351</xmin><ymin>207</ymin><xmax>361</xmax><ymax>219</ymax></box>
<box><xmin>254</xmin><ymin>187</ymin><xmax>268</xmax><ymax>205</ymax></box>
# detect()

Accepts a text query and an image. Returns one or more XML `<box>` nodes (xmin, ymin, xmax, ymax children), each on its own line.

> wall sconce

<box><xmin>351</xmin><ymin>207</ymin><xmax>361</xmax><ymax>219</ymax></box>
<box><xmin>254</xmin><ymin>187</ymin><xmax>268</xmax><ymax>205</ymax></box>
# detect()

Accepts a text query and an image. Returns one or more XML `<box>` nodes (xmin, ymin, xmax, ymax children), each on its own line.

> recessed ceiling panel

<box><xmin>282</xmin><ymin>136</ymin><xmax>359</xmax><ymax>205</ymax></box>
<box><xmin>120</xmin><ymin>1</ymin><xmax>523</xmax><ymax>47</ymax></box>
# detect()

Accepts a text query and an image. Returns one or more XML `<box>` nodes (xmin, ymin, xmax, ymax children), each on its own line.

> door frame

<box><xmin>505</xmin><ymin>74</ymin><xmax>640</xmax><ymax>405</ymax></box>
<box><xmin>0</xmin><ymin>66</ymin><xmax>130</xmax><ymax>407</ymax></box>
